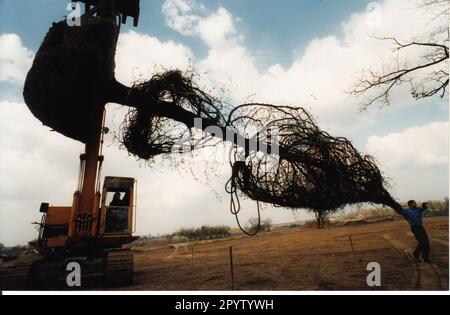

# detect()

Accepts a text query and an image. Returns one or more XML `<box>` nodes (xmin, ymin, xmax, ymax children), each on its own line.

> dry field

<box><xmin>122</xmin><ymin>217</ymin><xmax>449</xmax><ymax>291</ymax></box>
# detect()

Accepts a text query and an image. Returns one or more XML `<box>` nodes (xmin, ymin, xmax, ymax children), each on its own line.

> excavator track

<box><xmin>0</xmin><ymin>253</ymin><xmax>43</xmax><ymax>290</ymax></box>
<box><xmin>0</xmin><ymin>250</ymin><xmax>134</xmax><ymax>290</ymax></box>
<box><xmin>104</xmin><ymin>248</ymin><xmax>134</xmax><ymax>287</ymax></box>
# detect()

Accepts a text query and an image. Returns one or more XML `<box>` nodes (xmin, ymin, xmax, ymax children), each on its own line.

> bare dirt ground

<box><xmin>125</xmin><ymin>217</ymin><xmax>448</xmax><ymax>291</ymax></box>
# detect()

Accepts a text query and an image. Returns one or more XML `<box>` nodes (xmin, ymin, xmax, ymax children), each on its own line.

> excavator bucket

<box><xmin>77</xmin><ymin>0</ymin><xmax>141</xmax><ymax>27</ymax></box>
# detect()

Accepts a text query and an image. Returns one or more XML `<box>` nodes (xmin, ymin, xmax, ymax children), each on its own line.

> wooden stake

<box><xmin>191</xmin><ymin>246</ymin><xmax>194</xmax><ymax>266</ymax></box>
<box><xmin>229</xmin><ymin>246</ymin><xmax>235</xmax><ymax>290</ymax></box>
<box><xmin>349</xmin><ymin>235</ymin><xmax>354</xmax><ymax>252</ymax></box>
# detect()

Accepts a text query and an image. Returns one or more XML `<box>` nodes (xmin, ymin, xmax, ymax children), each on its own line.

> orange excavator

<box><xmin>0</xmin><ymin>0</ymin><xmax>141</xmax><ymax>289</ymax></box>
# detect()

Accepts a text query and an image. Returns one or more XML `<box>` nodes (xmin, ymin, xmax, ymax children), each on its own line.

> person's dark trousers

<box><xmin>411</xmin><ymin>225</ymin><xmax>430</xmax><ymax>259</ymax></box>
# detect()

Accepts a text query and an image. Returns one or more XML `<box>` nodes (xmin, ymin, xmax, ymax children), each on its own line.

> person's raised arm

<box><xmin>393</xmin><ymin>204</ymin><xmax>404</xmax><ymax>215</ymax></box>
<box><xmin>421</xmin><ymin>202</ymin><xmax>429</xmax><ymax>212</ymax></box>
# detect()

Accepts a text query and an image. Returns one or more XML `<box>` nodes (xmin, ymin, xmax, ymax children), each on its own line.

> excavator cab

<box><xmin>33</xmin><ymin>176</ymin><xmax>138</xmax><ymax>252</ymax></box>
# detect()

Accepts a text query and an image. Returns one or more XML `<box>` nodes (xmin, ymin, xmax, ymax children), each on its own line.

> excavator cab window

<box><xmin>101</xmin><ymin>177</ymin><xmax>135</xmax><ymax>235</ymax></box>
<box><xmin>104</xmin><ymin>191</ymin><xmax>130</xmax><ymax>233</ymax></box>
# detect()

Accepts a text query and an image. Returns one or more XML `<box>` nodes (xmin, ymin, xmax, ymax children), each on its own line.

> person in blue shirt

<box><xmin>395</xmin><ymin>200</ymin><xmax>431</xmax><ymax>263</ymax></box>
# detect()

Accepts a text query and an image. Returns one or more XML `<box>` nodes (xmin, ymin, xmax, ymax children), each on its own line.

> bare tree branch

<box><xmin>351</xmin><ymin>0</ymin><xmax>449</xmax><ymax>108</ymax></box>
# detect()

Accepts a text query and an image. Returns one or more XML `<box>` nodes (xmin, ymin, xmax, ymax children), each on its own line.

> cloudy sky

<box><xmin>0</xmin><ymin>0</ymin><xmax>448</xmax><ymax>246</ymax></box>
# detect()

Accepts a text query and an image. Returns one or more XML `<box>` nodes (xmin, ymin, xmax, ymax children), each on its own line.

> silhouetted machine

<box><xmin>0</xmin><ymin>0</ymin><xmax>141</xmax><ymax>289</ymax></box>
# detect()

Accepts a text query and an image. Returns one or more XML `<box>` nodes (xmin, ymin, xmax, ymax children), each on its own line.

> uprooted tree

<box><xmin>22</xmin><ymin>6</ymin><xmax>403</xmax><ymax>234</ymax></box>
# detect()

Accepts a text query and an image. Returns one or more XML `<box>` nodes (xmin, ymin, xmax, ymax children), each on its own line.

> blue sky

<box><xmin>0</xmin><ymin>0</ymin><xmax>448</xmax><ymax>245</ymax></box>
<box><xmin>1</xmin><ymin>0</ymin><xmax>373</xmax><ymax>58</ymax></box>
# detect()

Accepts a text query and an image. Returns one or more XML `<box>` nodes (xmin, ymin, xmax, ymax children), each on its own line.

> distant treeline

<box><xmin>421</xmin><ymin>199</ymin><xmax>449</xmax><ymax>218</ymax></box>
<box><xmin>176</xmin><ymin>226</ymin><xmax>232</xmax><ymax>241</ymax></box>
<box><xmin>246</xmin><ymin>218</ymin><xmax>273</xmax><ymax>234</ymax></box>
<box><xmin>137</xmin><ymin>219</ymin><xmax>275</xmax><ymax>243</ymax></box>
<box><xmin>424</xmin><ymin>209</ymin><xmax>448</xmax><ymax>217</ymax></box>
<box><xmin>425</xmin><ymin>200</ymin><xmax>449</xmax><ymax>212</ymax></box>
<box><xmin>0</xmin><ymin>243</ymin><xmax>29</xmax><ymax>257</ymax></box>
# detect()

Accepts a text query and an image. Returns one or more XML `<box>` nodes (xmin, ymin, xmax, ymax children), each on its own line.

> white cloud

<box><xmin>366</xmin><ymin>122</ymin><xmax>449</xmax><ymax>201</ymax></box>
<box><xmin>197</xmin><ymin>7</ymin><xmax>236</xmax><ymax>46</ymax></box>
<box><xmin>162</xmin><ymin>0</ymin><xmax>207</xmax><ymax>36</ymax></box>
<box><xmin>0</xmin><ymin>34</ymin><xmax>34</xmax><ymax>85</ymax></box>
<box><xmin>163</xmin><ymin>0</ymin><xmax>239</xmax><ymax>47</ymax></box>
<box><xmin>0</xmin><ymin>101</ymin><xmax>82</xmax><ymax>245</ymax></box>
<box><xmin>367</xmin><ymin>122</ymin><xmax>449</xmax><ymax>168</ymax></box>
<box><xmin>115</xmin><ymin>30</ymin><xmax>193</xmax><ymax>86</ymax></box>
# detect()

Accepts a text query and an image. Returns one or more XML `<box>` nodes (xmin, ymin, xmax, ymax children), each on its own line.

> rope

<box><xmin>226</xmin><ymin>162</ymin><xmax>261</xmax><ymax>236</ymax></box>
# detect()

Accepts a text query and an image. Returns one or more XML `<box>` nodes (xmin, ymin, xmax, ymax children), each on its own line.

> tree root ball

<box><xmin>23</xmin><ymin>17</ymin><xmax>120</xmax><ymax>143</ymax></box>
